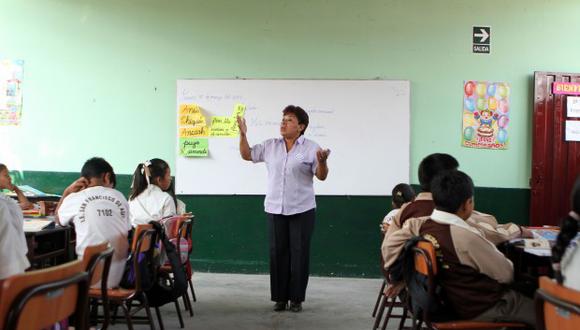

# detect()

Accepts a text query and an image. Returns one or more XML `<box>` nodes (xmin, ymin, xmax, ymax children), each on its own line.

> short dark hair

<box><xmin>282</xmin><ymin>105</ymin><xmax>309</xmax><ymax>136</ymax></box>
<box><xmin>0</xmin><ymin>164</ymin><xmax>6</xmax><ymax>172</ymax></box>
<box><xmin>81</xmin><ymin>157</ymin><xmax>116</xmax><ymax>188</ymax></box>
<box><xmin>418</xmin><ymin>153</ymin><xmax>459</xmax><ymax>192</ymax></box>
<box><xmin>392</xmin><ymin>183</ymin><xmax>416</xmax><ymax>208</ymax></box>
<box><xmin>431</xmin><ymin>170</ymin><xmax>473</xmax><ymax>214</ymax></box>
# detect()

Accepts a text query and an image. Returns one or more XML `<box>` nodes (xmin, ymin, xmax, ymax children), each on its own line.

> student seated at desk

<box><xmin>552</xmin><ymin>176</ymin><xmax>580</xmax><ymax>291</ymax></box>
<box><xmin>128</xmin><ymin>158</ymin><xmax>176</xmax><ymax>226</ymax></box>
<box><xmin>383</xmin><ymin>153</ymin><xmax>531</xmax><ymax>247</ymax></box>
<box><xmin>55</xmin><ymin>157</ymin><xmax>131</xmax><ymax>288</ymax></box>
<box><xmin>0</xmin><ymin>198</ymin><xmax>30</xmax><ymax>280</ymax></box>
<box><xmin>381</xmin><ymin>183</ymin><xmax>415</xmax><ymax>233</ymax></box>
<box><xmin>383</xmin><ymin>171</ymin><xmax>535</xmax><ymax>327</ymax></box>
<box><xmin>0</xmin><ymin>163</ymin><xmax>33</xmax><ymax>210</ymax></box>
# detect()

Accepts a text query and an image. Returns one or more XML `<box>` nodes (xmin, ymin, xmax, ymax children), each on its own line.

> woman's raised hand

<box><xmin>237</xmin><ymin>116</ymin><xmax>248</xmax><ymax>136</ymax></box>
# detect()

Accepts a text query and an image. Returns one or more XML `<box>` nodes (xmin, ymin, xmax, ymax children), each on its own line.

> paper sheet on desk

<box><xmin>523</xmin><ymin>248</ymin><xmax>551</xmax><ymax>257</ymax></box>
<box><xmin>23</xmin><ymin>218</ymin><xmax>53</xmax><ymax>232</ymax></box>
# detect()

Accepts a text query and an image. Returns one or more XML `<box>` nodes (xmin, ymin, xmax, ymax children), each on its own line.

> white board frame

<box><xmin>176</xmin><ymin>79</ymin><xmax>410</xmax><ymax>196</ymax></box>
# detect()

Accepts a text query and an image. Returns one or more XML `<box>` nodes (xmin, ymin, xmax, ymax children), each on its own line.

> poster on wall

<box><xmin>462</xmin><ymin>80</ymin><xmax>510</xmax><ymax>150</ymax></box>
<box><xmin>0</xmin><ymin>60</ymin><xmax>24</xmax><ymax>126</ymax></box>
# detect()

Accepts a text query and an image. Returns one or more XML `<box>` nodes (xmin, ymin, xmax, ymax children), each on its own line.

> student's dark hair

<box><xmin>0</xmin><ymin>164</ymin><xmax>6</xmax><ymax>172</ymax></box>
<box><xmin>392</xmin><ymin>183</ymin><xmax>416</xmax><ymax>208</ymax></box>
<box><xmin>431</xmin><ymin>170</ymin><xmax>473</xmax><ymax>214</ymax></box>
<box><xmin>552</xmin><ymin>176</ymin><xmax>580</xmax><ymax>284</ymax></box>
<box><xmin>81</xmin><ymin>157</ymin><xmax>116</xmax><ymax>188</ymax></box>
<box><xmin>164</xmin><ymin>180</ymin><xmax>179</xmax><ymax>209</ymax></box>
<box><xmin>282</xmin><ymin>105</ymin><xmax>309</xmax><ymax>135</ymax></box>
<box><xmin>129</xmin><ymin>158</ymin><xmax>170</xmax><ymax>201</ymax></box>
<box><xmin>418</xmin><ymin>153</ymin><xmax>459</xmax><ymax>192</ymax></box>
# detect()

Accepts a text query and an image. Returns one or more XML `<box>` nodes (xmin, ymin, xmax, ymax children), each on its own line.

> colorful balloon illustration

<box><xmin>488</xmin><ymin>97</ymin><xmax>498</xmax><ymax>111</ymax></box>
<box><xmin>498</xmin><ymin>99</ymin><xmax>509</xmax><ymax>114</ymax></box>
<box><xmin>498</xmin><ymin>115</ymin><xmax>510</xmax><ymax>129</ymax></box>
<box><xmin>476</xmin><ymin>83</ymin><xmax>487</xmax><ymax>97</ymax></box>
<box><xmin>497</xmin><ymin>129</ymin><xmax>508</xmax><ymax>143</ymax></box>
<box><xmin>487</xmin><ymin>84</ymin><xmax>496</xmax><ymax>97</ymax></box>
<box><xmin>464</xmin><ymin>126</ymin><xmax>475</xmax><ymax>141</ymax></box>
<box><xmin>498</xmin><ymin>84</ymin><xmax>509</xmax><ymax>99</ymax></box>
<box><xmin>477</xmin><ymin>98</ymin><xmax>487</xmax><ymax>111</ymax></box>
<box><xmin>464</xmin><ymin>81</ymin><xmax>475</xmax><ymax>96</ymax></box>
<box><xmin>464</xmin><ymin>98</ymin><xmax>475</xmax><ymax>112</ymax></box>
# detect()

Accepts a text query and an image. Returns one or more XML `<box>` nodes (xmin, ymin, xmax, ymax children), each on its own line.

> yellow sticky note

<box><xmin>179</xmin><ymin>113</ymin><xmax>207</xmax><ymax>127</ymax></box>
<box><xmin>210</xmin><ymin>116</ymin><xmax>239</xmax><ymax>137</ymax></box>
<box><xmin>179</xmin><ymin>103</ymin><xmax>201</xmax><ymax>116</ymax></box>
<box><xmin>179</xmin><ymin>126</ymin><xmax>209</xmax><ymax>137</ymax></box>
<box><xmin>232</xmin><ymin>103</ymin><xmax>246</xmax><ymax>119</ymax></box>
<box><xmin>179</xmin><ymin>138</ymin><xmax>208</xmax><ymax>157</ymax></box>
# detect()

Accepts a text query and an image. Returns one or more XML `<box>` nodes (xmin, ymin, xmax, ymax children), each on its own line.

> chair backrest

<box><xmin>82</xmin><ymin>242</ymin><xmax>114</xmax><ymax>288</ymax></box>
<box><xmin>0</xmin><ymin>260</ymin><xmax>89</xmax><ymax>330</ymax></box>
<box><xmin>414</xmin><ymin>241</ymin><xmax>438</xmax><ymax>277</ymax></box>
<box><xmin>131</xmin><ymin>225</ymin><xmax>158</xmax><ymax>292</ymax></box>
<box><xmin>535</xmin><ymin>276</ymin><xmax>580</xmax><ymax>330</ymax></box>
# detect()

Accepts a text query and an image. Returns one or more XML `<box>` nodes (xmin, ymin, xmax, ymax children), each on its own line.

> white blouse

<box><xmin>129</xmin><ymin>184</ymin><xmax>176</xmax><ymax>227</ymax></box>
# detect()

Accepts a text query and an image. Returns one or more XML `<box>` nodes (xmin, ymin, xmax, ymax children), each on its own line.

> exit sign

<box><xmin>473</xmin><ymin>26</ymin><xmax>491</xmax><ymax>54</ymax></box>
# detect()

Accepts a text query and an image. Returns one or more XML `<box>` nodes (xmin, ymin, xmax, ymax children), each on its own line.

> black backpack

<box><xmin>389</xmin><ymin>236</ymin><xmax>455</xmax><ymax>322</ymax></box>
<box><xmin>145</xmin><ymin>221</ymin><xmax>189</xmax><ymax>307</ymax></box>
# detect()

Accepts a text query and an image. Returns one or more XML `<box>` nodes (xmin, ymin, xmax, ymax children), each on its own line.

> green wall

<box><xmin>2</xmin><ymin>0</ymin><xmax>578</xmax><ymax>276</ymax></box>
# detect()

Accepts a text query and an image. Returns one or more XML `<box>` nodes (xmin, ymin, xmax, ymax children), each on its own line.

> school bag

<box><xmin>145</xmin><ymin>221</ymin><xmax>188</xmax><ymax>307</ymax></box>
<box><xmin>390</xmin><ymin>236</ymin><xmax>455</xmax><ymax>322</ymax></box>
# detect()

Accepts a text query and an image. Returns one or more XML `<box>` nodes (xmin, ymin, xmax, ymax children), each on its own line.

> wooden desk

<box><xmin>500</xmin><ymin>242</ymin><xmax>553</xmax><ymax>297</ymax></box>
<box><xmin>25</xmin><ymin>225</ymin><xmax>74</xmax><ymax>269</ymax></box>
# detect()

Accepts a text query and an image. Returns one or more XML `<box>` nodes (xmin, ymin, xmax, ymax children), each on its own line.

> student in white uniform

<box><xmin>128</xmin><ymin>158</ymin><xmax>176</xmax><ymax>227</ymax></box>
<box><xmin>0</xmin><ymin>197</ymin><xmax>30</xmax><ymax>279</ymax></box>
<box><xmin>56</xmin><ymin>157</ymin><xmax>131</xmax><ymax>288</ymax></box>
<box><xmin>0</xmin><ymin>163</ymin><xmax>33</xmax><ymax>210</ymax></box>
<box><xmin>552</xmin><ymin>176</ymin><xmax>580</xmax><ymax>291</ymax></box>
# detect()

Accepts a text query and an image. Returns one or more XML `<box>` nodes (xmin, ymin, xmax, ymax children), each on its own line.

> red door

<box><xmin>531</xmin><ymin>72</ymin><xmax>580</xmax><ymax>226</ymax></box>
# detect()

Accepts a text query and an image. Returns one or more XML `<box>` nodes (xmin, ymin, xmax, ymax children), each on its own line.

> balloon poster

<box><xmin>462</xmin><ymin>81</ymin><xmax>510</xmax><ymax>150</ymax></box>
<box><xmin>0</xmin><ymin>59</ymin><xmax>24</xmax><ymax>126</ymax></box>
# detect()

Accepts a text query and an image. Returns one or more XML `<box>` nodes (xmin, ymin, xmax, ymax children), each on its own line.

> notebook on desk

<box><xmin>23</xmin><ymin>218</ymin><xmax>54</xmax><ymax>232</ymax></box>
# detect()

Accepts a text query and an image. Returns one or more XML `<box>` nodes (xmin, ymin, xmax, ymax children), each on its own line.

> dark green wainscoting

<box><xmin>18</xmin><ymin>171</ymin><xmax>530</xmax><ymax>278</ymax></box>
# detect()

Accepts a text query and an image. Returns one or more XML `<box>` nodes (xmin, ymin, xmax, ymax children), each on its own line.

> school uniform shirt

<box><xmin>128</xmin><ymin>184</ymin><xmax>176</xmax><ymax>226</ymax></box>
<box><xmin>382</xmin><ymin>192</ymin><xmax>521</xmax><ymax>251</ymax></box>
<box><xmin>58</xmin><ymin>186</ymin><xmax>131</xmax><ymax>288</ymax></box>
<box><xmin>383</xmin><ymin>209</ymin><xmax>514</xmax><ymax>319</ymax></box>
<box><xmin>0</xmin><ymin>198</ymin><xmax>30</xmax><ymax>279</ymax></box>
<box><xmin>0</xmin><ymin>193</ymin><xmax>28</xmax><ymax>256</ymax></box>
<box><xmin>382</xmin><ymin>208</ymin><xmax>400</xmax><ymax>225</ymax></box>
<box><xmin>251</xmin><ymin>135</ymin><xmax>320</xmax><ymax>215</ymax></box>
<box><xmin>561</xmin><ymin>236</ymin><xmax>580</xmax><ymax>291</ymax></box>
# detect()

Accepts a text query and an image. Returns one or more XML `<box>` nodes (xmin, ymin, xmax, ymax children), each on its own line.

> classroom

<box><xmin>1</xmin><ymin>1</ymin><xmax>579</xmax><ymax>329</ymax></box>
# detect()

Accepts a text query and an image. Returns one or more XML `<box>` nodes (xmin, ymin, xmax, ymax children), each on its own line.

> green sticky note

<box><xmin>179</xmin><ymin>138</ymin><xmax>209</xmax><ymax>157</ymax></box>
<box><xmin>232</xmin><ymin>103</ymin><xmax>246</xmax><ymax>118</ymax></box>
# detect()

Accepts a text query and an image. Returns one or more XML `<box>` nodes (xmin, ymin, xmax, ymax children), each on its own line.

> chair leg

<box><xmin>188</xmin><ymin>278</ymin><xmax>197</xmax><ymax>302</ymax></box>
<box><xmin>183</xmin><ymin>291</ymin><xmax>194</xmax><ymax>317</ymax></box>
<box><xmin>398</xmin><ymin>306</ymin><xmax>408</xmax><ymax>330</ymax></box>
<box><xmin>373</xmin><ymin>295</ymin><xmax>387</xmax><ymax>330</ymax></box>
<box><xmin>373</xmin><ymin>280</ymin><xmax>387</xmax><ymax>317</ymax></box>
<box><xmin>174</xmin><ymin>300</ymin><xmax>185</xmax><ymax>328</ymax></box>
<box><xmin>101</xmin><ymin>296</ymin><xmax>111</xmax><ymax>330</ymax></box>
<box><xmin>381</xmin><ymin>296</ymin><xmax>398</xmax><ymax>330</ymax></box>
<box><xmin>121</xmin><ymin>302</ymin><xmax>134</xmax><ymax>330</ymax></box>
<box><xmin>154</xmin><ymin>306</ymin><xmax>164</xmax><ymax>330</ymax></box>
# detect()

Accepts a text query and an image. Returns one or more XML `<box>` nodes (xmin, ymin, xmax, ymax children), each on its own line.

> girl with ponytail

<box><xmin>552</xmin><ymin>176</ymin><xmax>580</xmax><ymax>290</ymax></box>
<box><xmin>128</xmin><ymin>158</ymin><xmax>176</xmax><ymax>227</ymax></box>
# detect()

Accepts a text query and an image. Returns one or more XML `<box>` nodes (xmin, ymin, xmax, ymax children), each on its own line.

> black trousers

<box><xmin>267</xmin><ymin>208</ymin><xmax>316</xmax><ymax>303</ymax></box>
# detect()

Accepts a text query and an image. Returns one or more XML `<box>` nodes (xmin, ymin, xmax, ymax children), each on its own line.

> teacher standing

<box><xmin>237</xmin><ymin>105</ymin><xmax>330</xmax><ymax>313</ymax></box>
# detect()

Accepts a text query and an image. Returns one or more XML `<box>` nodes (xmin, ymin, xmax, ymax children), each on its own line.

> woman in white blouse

<box><xmin>128</xmin><ymin>158</ymin><xmax>176</xmax><ymax>227</ymax></box>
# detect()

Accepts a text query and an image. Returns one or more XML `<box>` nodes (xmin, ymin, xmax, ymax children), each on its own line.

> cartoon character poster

<box><xmin>462</xmin><ymin>81</ymin><xmax>510</xmax><ymax>150</ymax></box>
<box><xmin>0</xmin><ymin>60</ymin><xmax>24</xmax><ymax>126</ymax></box>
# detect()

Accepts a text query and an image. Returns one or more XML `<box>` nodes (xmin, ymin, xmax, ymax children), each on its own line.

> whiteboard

<box><xmin>175</xmin><ymin>79</ymin><xmax>410</xmax><ymax>195</ymax></box>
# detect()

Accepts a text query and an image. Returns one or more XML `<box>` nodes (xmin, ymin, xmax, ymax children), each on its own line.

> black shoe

<box><xmin>289</xmin><ymin>301</ymin><xmax>302</xmax><ymax>312</ymax></box>
<box><xmin>273</xmin><ymin>301</ymin><xmax>287</xmax><ymax>312</ymax></box>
